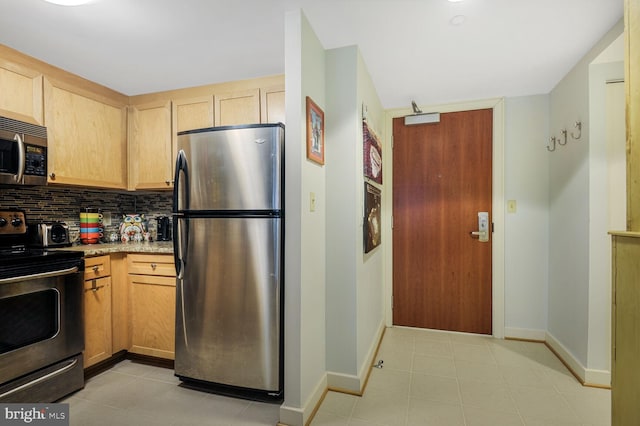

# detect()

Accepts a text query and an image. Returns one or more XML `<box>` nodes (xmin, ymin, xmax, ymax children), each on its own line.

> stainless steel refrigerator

<box><xmin>173</xmin><ymin>123</ymin><xmax>284</xmax><ymax>401</ymax></box>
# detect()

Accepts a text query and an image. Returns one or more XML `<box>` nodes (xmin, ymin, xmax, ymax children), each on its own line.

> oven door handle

<box><xmin>0</xmin><ymin>266</ymin><xmax>79</xmax><ymax>285</ymax></box>
<box><xmin>0</xmin><ymin>357</ymin><xmax>79</xmax><ymax>400</ymax></box>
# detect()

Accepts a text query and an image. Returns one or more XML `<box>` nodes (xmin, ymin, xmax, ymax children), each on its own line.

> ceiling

<box><xmin>0</xmin><ymin>0</ymin><xmax>624</xmax><ymax>109</ymax></box>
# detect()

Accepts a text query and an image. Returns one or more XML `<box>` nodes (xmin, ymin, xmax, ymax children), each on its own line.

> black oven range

<box><xmin>0</xmin><ymin>209</ymin><xmax>85</xmax><ymax>402</ymax></box>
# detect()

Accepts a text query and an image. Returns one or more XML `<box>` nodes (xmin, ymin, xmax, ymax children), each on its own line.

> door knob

<box><xmin>470</xmin><ymin>212</ymin><xmax>490</xmax><ymax>242</ymax></box>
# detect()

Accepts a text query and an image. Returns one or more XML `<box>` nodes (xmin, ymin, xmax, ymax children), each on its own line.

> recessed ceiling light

<box><xmin>450</xmin><ymin>15</ymin><xmax>466</xmax><ymax>26</ymax></box>
<box><xmin>43</xmin><ymin>0</ymin><xmax>93</xmax><ymax>5</ymax></box>
<box><xmin>448</xmin><ymin>0</ymin><xmax>464</xmax><ymax>2</ymax></box>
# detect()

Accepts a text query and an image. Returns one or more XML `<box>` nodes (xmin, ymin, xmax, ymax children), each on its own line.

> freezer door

<box><xmin>175</xmin><ymin>216</ymin><xmax>282</xmax><ymax>393</ymax></box>
<box><xmin>176</xmin><ymin>124</ymin><xmax>283</xmax><ymax>212</ymax></box>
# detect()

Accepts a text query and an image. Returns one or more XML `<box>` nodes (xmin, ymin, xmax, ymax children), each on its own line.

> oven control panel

<box><xmin>0</xmin><ymin>210</ymin><xmax>27</xmax><ymax>235</ymax></box>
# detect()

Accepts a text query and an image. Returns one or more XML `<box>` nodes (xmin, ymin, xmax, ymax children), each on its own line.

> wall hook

<box><xmin>547</xmin><ymin>136</ymin><xmax>557</xmax><ymax>152</ymax></box>
<box><xmin>559</xmin><ymin>129</ymin><xmax>568</xmax><ymax>146</ymax></box>
<box><xmin>571</xmin><ymin>121</ymin><xmax>582</xmax><ymax>140</ymax></box>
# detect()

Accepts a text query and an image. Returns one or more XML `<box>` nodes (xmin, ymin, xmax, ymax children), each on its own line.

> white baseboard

<box><xmin>280</xmin><ymin>321</ymin><xmax>385</xmax><ymax>424</ymax></box>
<box><xmin>584</xmin><ymin>369</ymin><xmax>611</xmax><ymax>387</ymax></box>
<box><xmin>326</xmin><ymin>371</ymin><xmax>360</xmax><ymax>393</ymax></box>
<box><xmin>545</xmin><ymin>331</ymin><xmax>610</xmax><ymax>387</ymax></box>
<box><xmin>327</xmin><ymin>319</ymin><xmax>385</xmax><ymax>394</ymax></box>
<box><xmin>504</xmin><ymin>327</ymin><xmax>546</xmax><ymax>341</ymax></box>
<box><xmin>279</xmin><ymin>373</ymin><xmax>327</xmax><ymax>426</ymax></box>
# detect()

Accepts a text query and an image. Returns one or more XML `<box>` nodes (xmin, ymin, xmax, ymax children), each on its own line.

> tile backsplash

<box><xmin>0</xmin><ymin>186</ymin><xmax>172</xmax><ymax>243</ymax></box>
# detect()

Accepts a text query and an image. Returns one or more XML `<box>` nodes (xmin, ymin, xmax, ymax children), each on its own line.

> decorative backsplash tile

<box><xmin>0</xmin><ymin>186</ymin><xmax>172</xmax><ymax>243</ymax></box>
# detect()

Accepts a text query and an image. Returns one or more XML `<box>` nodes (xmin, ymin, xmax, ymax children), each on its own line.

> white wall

<box><xmin>355</xmin><ymin>49</ymin><xmax>385</xmax><ymax>375</ymax></box>
<box><xmin>281</xmin><ymin>9</ymin><xmax>327</xmax><ymax>426</ymax></box>
<box><xmin>283</xmin><ymin>11</ymin><xmax>386</xmax><ymax>423</ymax></box>
<box><xmin>547</xmin><ymin>19</ymin><xmax>623</xmax><ymax>380</ymax></box>
<box><xmin>282</xmin><ymin>12</ymin><xmax>623</xmax><ymax>424</ymax></box>
<box><xmin>325</xmin><ymin>45</ymin><xmax>385</xmax><ymax>392</ymax></box>
<box><xmin>587</xmin><ymin>59</ymin><xmax>624</xmax><ymax>377</ymax></box>
<box><xmin>503</xmin><ymin>95</ymin><xmax>550</xmax><ymax>339</ymax></box>
<box><xmin>325</xmin><ymin>46</ymin><xmax>359</xmax><ymax>376</ymax></box>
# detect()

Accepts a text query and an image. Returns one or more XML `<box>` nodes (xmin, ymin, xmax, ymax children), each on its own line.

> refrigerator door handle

<box><xmin>174</xmin><ymin>217</ymin><xmax>187</xmax><ymax>280</ymax></box>
<box><xmin>173</xmin><ymin>149</ymin><xmax>190</xmax><ymax>212</ymax></box>
<box><xmin>173</xmin><ymin>149</ymin><xmax>190</xmax><ymax>278</ymax></box>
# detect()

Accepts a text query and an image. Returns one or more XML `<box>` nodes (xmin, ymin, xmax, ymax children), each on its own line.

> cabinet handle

<box><xmin>85</xmin><ymin>279</ymin><xmax>105</xmax><ymax>292</ymax></box>
<box><xmin>165</xmin><ymin>180</ymin><xmax>172</xmax><ymax>186</ymax></box>
<box><xmin>92</xmin><ymin>265</ymin><xmax>100</xmax><ymax>273</ymax></box>
<box><xmin>49</xmin><ymin>172</ymin><xmax>56</xmax><ymax>180</ymax></box>
<box><xmin>151</xmin><ymin>263</ymin><xmax>157</xmax><ymax>270</ymax></box>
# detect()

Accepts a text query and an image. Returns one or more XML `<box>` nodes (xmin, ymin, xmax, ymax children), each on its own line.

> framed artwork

<box><xmin>306</xmin><ymin>96</ymin><xmax>325</xmax><ymax>165</ymax></box>
<box><xmin>364</xmin><ymin>182</ymin><xmax>382</xmax><ymax>253</ymax></box>
<box><xmin>363</xmin><ymin>121</ymin><xmax>382</xmax><ymax>184</ymax></box>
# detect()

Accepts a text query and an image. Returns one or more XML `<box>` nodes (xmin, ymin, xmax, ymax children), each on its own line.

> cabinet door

<box><xmin>129</xmin><ymin>274</ymin><xmax>176</xmax><ymax>359</ymax></box>
<box><xmin>129</xmin><ymin>101</ymin><xmax>173</xmax><ymax>190</ymax></box>
<box><xmin>83</xmin><ymin>276</ymin><xmax>112</xmax><ymax>368</ymax></box>
<box><xmin>44</xmin><ymin>78</ymin><xmax>127</xmax><ymax>189</ymax></box>
<box><xmin>0</xmin><ymin>59</ymin><xmax>43</xmax><ymax>125</ymax></box>
<box><xmin>171</xmin><ymin>96</ymin><xmax>214</xmax><ymax>177</ymax></box>
<box><xmin>110</xmin><ymin>253</ymin><xmax>130</xmax><ymax>353</ymax></box>
<box><xmin>173</xmin><ymin>96</ymin><xmax>214</xmax><ymax>133</ymax></box>
<box><xmin>612</xmin><ymin>236</ymin><xmax>640</xmax><ymax>425</ymax></box>
<box><xmin>214</xmin><ymin>89</ymin><xmax>260</xmax><ymax>126</ymax></box>
<box><xmin>627</xmin><ymin>0</ymin><xmax>640</xmax><ymax>227</ymax></box>
<box><xmin>260</xmin><ymin>85</ymin><xmax>285</xmax><ymax>124</ymax></box>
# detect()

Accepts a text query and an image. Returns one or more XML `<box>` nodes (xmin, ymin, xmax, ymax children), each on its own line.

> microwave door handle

<box><xmin>14</xmin><ymin>133</ymin><xmax>25</xmax><ymax>183</ymax></box>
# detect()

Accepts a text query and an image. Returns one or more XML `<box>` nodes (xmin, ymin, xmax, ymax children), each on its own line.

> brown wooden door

<box><xmin>392</xmin><ymin>109</ymin><xmax>493</xmax><ymax>334</ymax></box>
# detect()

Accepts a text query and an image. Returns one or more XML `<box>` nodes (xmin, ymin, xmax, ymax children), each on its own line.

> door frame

<box><xmin>383</xmin><ymin>97</ymin><xmax>505</xmax><ymax>338</ymax></box>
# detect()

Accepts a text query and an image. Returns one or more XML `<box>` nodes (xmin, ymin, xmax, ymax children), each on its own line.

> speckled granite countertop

<box><xmin>60</xmin><ymin>241</ymin><xmax>173</xmax><ymax>256</ymax></box>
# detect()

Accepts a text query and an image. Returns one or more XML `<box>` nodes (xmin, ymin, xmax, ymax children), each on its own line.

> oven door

<box><xmin>0</xmin><ymin>266</ymin><xmax>83</xmax><ymax>386</ymax></box>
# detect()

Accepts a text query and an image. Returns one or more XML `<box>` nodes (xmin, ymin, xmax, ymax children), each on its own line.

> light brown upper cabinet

<box><xmin>260</xmin><ymin>85</ymin><xmax>285</xmax><ymax>124</ymax></box>
<box><xmin>44</xmin><ymin>78</ymin><xmax>127</xmax><ymax>189</ymax></box>
<box><xmin>173</xmin><ymin>96</ymin><xmax>214</xmax><ymax>133</ymax></box>
<box><xmin>627</xmin><ymin>0</ymin><xmax>640</xmax><ymax>229</ymax></box>
<box><xmin>171</xmin><ymin>96</ymin><xmax>214</xmax><ymax>168</ymax></box>
<box><xmin>214</xmin><ymin>88</ymin><xmax>260</xmax><ymax>126</ymax></box>
<box><xmin>128</xmin><ymin>101</ymin><xmax>173</xmax><ymax>190</ymax></box>
<box><xmin>0</xmin><ymin>58</ymin><xmax>43</xmax><ymax>125</ymax></box>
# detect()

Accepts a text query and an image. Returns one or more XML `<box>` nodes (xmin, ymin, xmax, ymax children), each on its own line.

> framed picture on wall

<box><xmin>306</xmin><ymin>96</ymin><xmax>325</xmax><ymax>165</ymax></box>
<box><xmin>363</xmin><ymin>121</ymin><xmax>382</xmax><ymax>184</ymax></box>
<box><xmin>364</xmin><ymin>182</ymin><xmax>382</xmax><ymax>253</ymax></box>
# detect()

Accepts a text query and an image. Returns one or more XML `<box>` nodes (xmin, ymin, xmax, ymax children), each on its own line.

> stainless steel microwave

<box><xmin>0</xmin><ymin>116</ymin><xmax>48</xmax><ymax>185</ymax></box>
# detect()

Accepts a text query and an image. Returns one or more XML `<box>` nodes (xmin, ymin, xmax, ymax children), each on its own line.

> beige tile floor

<box><xmin>312</xmin><ymin>327</ymin><xmax>611</xmax><ymax>426</ymax></box>
<box><xmin>61</xmin><ymin>327</ymin><xmax>611</xmax><ymax>426</ymax></box>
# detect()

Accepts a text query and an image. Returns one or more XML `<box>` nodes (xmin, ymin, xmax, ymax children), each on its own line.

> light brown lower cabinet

<box><xmin>128</xmin><ymin>254</ymin><xmax>176</xmax><ymax>360</ymax></box>
<box><xmin>110</xmin><ymin>253</ymin><xmax>130</xmax><ymax>353</ymax></box>
<box><xmin>611</xmin><ymin>233</ymin><xmax>640</xmax><ymax>425</ymax></box>
<box><xmin>83</xmin><ymin>253</ymin><xmax>175</xmax><ymax>368</ymax></box>
<box><xmin>83</xmin><ymin>256</ymin><xmax>112</xmax><ymax>368</ymax></box>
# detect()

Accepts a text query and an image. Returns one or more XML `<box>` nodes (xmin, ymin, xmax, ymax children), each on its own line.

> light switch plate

<box><xmin>310</xmin><ymin>192</ymin><xmax>316</xmax><ymax>212</ymax></box>
<box><xmin>507</xmin><ymin>200</ymin><xmax>517</xmax><ymax>213</ymax></box>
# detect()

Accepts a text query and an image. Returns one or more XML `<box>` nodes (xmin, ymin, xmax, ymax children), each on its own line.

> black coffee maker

<box><xmin>156</xmin><ymin>216</ymin><xmax>171</xmax><ymax>241</ymax></box>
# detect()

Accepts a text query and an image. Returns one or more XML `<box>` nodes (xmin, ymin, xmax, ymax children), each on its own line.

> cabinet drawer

<box><xmin>127</xmin><ymin>254</ymin><xmax>175</xmax><ymax>277</ymax></box>
<box><xmin>85</xmin><ymin>255</ymin><xmax>111</xmax><ymax>280</ymax></box>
